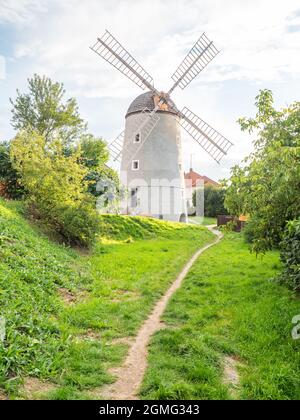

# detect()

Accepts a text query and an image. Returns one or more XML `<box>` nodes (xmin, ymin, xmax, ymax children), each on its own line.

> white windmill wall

<box><xmin>120</xmin><ymin>108</ymin><xmax>187</xmax><ymax>223</ymax></box>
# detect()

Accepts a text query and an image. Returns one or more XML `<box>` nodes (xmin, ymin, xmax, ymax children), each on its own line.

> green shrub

<box><xmin>0</xmin><ymin>141</ymin><xmax>24</xmax><ymax>199</ymax></box>
<box><xmin>10</xmin><ymin>131</ymin><xmax>100</xmax><ymax>248</ymax></box>
<box><xmin>277</xmin><ymin>219</ymin><xmax>300</xmax><ymax>291</ymax></box>
<box><xmin>225</xmin><ymin>90</ymin><xmax>300</xmax><ymax>254</ymax></box>
<box><xmin>243</xmin><ymin>217</ymin><xmax>257</xmax><ymax>244</ymax></box>
<box><xmin>193</xmin><ymin>185</ymin><xmax>227</xmax><ymax>218</ymax></box>
<box><xmin>59</xmin><ymin>202</ymin><xmax>100</xmax><ymax>247</ymax></box>
<box><xmin>219</xmin><ymin>220</ymin><xmax>237</xmax><ymax>233</ymax></box>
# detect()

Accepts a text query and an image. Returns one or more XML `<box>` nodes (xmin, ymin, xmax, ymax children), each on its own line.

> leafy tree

<box><xmin>225</xmin><ymin>90</ymin><xmax>300</xmax><ymax>253</ymax></box>
<box><xmin>78</xmin><ymin>133</ymin><xmax>120</xmax><ymax>199</ymax></box>
<box><xmin>10</xmin><ymin>74</ymin><xmax>86</xmax><ymax>144</ymax></box>
<box><xmin>193</xmin><ymin>185</ymin><xmax>228</xmax><ymax>218</ymax></box>
<box><xmin>79</xmin><ymin>133</ymin><xmax>109</xmax><ymax>170</ymax></box>
<box><xmin>277</xmin><ymin>219</ymin><xmax>300</xmax><ymax>291</ymax></box>
<box><xmin>10</xmin><ymin>131</ymin><xmax>100</xmax><ymax>247</ymax></box>
<box><xmin>0</xmin><ymin>141</ymin><xmax>24</xmax><ymax>199</ymax></box>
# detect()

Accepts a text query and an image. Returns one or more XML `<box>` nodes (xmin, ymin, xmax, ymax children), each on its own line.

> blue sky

<box><xmin>1</xmin><ymin>0</ymin><xmax>300</xmax><ymax>180</ymax></box>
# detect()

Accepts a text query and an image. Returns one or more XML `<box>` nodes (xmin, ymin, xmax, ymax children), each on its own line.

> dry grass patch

<box><xmin>111</xmin><ymin>337</ymin><xmax>134</xmax><ymax>346</ymax></box>
<box><xmin>58</xmin><ymin>288</ymin><xmax>88</xmax><ymax>305</ymax></box>
<box><xmin>223</xmin><ymin>356</ymin><xmax>241</xmax><ymax>398</ymax></box>
<box><xmin>73</xmin><ymin>329</ymin><xmax>103</xmax><ymax>344</ymax></box>
<box><xmin>0</xmin><ymin>389</ymin><xmax>8</xmax><ymax>400</ymax></box>
<box><xmin>110</xmin><ymin>289</ymin><xmax>141</xmax><ymax>304</ymax></box>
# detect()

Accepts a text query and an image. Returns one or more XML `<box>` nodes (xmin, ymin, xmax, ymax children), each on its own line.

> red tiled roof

<box><xmin>184</xmin><ymin>169</ymin><xmax>220</xmax><ymax>188</ymax></box>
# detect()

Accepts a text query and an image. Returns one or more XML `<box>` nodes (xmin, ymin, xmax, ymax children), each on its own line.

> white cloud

<box><xmin>11</xmin><ymin>0</ymin><xmax>300</xmax><ymax>94</ymax></box>
<box><xmin>0</xmin><ymin>0</ymin><xmax>47</xmax><ymax>25</ymax></box>
<box><xmin>2</xmin><ymin>0</ymin><xmax>300</xmax><ymax>179</ymax></box>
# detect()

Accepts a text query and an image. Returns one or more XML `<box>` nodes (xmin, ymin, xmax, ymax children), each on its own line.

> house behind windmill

<box><xmin>185</xmin><ymin>168</ymin><xmax>220</xmax><ymax>215</ymax></box>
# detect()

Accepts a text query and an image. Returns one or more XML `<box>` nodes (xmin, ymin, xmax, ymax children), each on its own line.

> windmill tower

<box><xmin>91</xmin><ymin>31</ymin><xmax>233</xmax><ymax>222</ymax></box>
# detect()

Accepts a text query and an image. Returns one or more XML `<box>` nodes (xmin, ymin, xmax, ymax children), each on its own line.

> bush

<box><xmin>225</xmin><ymin>90</ymin><xmax>300</xmax><ymax>254</ymax></box>
<box><xmin>59</xmin><ymin>202</ymin><xmax>100</xmax><ymax>247</ymax></box>
<box><xmin>277</xmin><ymin>219</ymin><xmax>300</xmax><ymax>291</ymax></box>
<box><xmin>243</xmin><ymin>217</ymin><xmax>258</xmax><ymax>244</ymax></box>
<box><xmin>193</xmin><ymin>185</ymin><xmax>227</xmax><ymax>218</ymax></box>
<box><xmin>10</xmin><ymin>131</ymin><xmax>100</xmax><ymax>248</ymax></box>
<box><xmin>0</xmin><ymin>141</ymin><xmax>24</xmax><ymax>199</ymax></box>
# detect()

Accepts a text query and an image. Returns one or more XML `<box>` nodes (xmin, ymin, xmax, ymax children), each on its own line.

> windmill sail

<box><xmin>179</xmin><ymin>107</ymin><xmax>233</xmax><ymax>163</ymax></box>
<box><xmin>91</xmin><ymin>30</ymin><xmax>155</xmax><ymax>92</ymax></box>
<box><xmin>169</xmin><ymin>33</ymin><xmax>219</xmax><ymax>93</ymax></box>
<box><xmin>109</xmin><ymin>108</ymin><xmax>160</xmax><ymax>165</ymax></box>
<box><xmin>91</xmin><ymin>31</ymin><xmax>233</xmax><ymax>167</ymax></box>
<box><xmin>122</xmin><ymin>108</ymin><xmax>160</xmax><ymax>168</ymax></box>
<box><xmin>108</xmin><ymin>130</ymin><xmax>125</xmax><ymax>162</ymax></box>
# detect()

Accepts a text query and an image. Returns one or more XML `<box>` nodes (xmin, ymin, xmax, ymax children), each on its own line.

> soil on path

<box><xmin>101</xmin><ymin>226</ymin><xmax>223</xmax><ymax>400</ymax></box>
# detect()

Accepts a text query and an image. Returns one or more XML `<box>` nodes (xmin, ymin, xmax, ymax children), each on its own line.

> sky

<box><xmin>1</xmin><ymin>0</ymin><xmax>300</xmax><ymax>181</ymax></box>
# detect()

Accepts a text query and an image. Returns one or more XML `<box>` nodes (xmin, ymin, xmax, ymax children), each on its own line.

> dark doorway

<box><xmin>179</xmin><ymin>213</ymin><xmax>187</xmax><ymax>223</ymax></box>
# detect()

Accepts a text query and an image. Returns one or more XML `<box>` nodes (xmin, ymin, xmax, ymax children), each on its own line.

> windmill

<box><xmin>90</xmin><ymin>30</ymin><xmax>233</xmax><ymax>222</ymax></box>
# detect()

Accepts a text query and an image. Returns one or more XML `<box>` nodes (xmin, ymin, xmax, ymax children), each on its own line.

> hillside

<box><xmin>98</xmin><ymin>214</ymin><xmax>210</xmax><ymax>240</ymax></box>
<box><xmin>0</xmin><ymin>199</ymin><xmax>213</xmax><ymax>399</ymax></box>
<box><xmin>0</xmin><ymin>199</ymin><xmax>92</xmax><ymax>395</ymax></box>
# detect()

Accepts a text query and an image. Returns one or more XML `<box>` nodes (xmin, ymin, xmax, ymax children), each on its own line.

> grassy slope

<box><xmin>0</xmin><ymin>199</ymin><xmax>213</xmax><ymax>399</ymax></box>
<box><xmin>189</xmin><ymin>216</ymin><xmax>217</xmax><ymax>226</ymax></box>
<box><xmin>0</xmin><ymin>199</ymin><xmax>93</xmax><ymax>396</ymax></box>
<box><xmin>140</xmin><ymin>233</ymin><xmax>300</xmax><ymax>400</ymax></box>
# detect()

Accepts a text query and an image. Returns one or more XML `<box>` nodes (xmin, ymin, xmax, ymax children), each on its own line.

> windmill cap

<box><xmin>126</xmin><ymin>91</ymin><xmax>178</xmax><ymax>118</ymax></box>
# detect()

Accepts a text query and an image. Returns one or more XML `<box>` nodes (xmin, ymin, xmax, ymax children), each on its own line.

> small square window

<box><xmin>132</xmin><ymin>160</ymin><xmax>139</xmax><ymax>171</ymax></box>
<box><xmin>134</xmin><ymin>133</ymin><xmax>141</xmax><ymax>143</ymax></box>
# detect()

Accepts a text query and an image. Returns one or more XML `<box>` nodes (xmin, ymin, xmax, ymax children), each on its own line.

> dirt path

<box><xmin>101</xmin><ymin>226</ymin><xmax>223</xmax><ymax>400</ymax></box>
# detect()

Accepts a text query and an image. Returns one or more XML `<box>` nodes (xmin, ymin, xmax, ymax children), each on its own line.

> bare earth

<box><xmin>0</xmin><ymin>390</ymin><xmax>7</xmax><ymax>400</ymax></box>
<box><xmin>20</xmin><ymin>378</ymin><xmax>57</xmax><ymax>400</ymax></box>
<box><xmin>101</xmin><ymin>226</ymin><xmax>223</xmax><ymax>400</ymax></box>
<box><xmin>223</xmin><ymin>356</ymin><xmax>241</xmax><ymax>399</ymax></box>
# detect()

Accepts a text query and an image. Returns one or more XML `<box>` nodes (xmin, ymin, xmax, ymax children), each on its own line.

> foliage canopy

<box><xmin>10</xmin><ymin>131</ymin><xmax>100</xmax><ymax>247</ymax></box>
<box><xmin>10</xmin><ymin>74</ymin><xmax>86</xmax><ymax>144</ymax></box>
<box><xmin>0</xmin><ymin>141</ymin><xmax>24</xmax><ymax>199</ymax></box>
<box><xmin>193</xmin><ymin>185</ymin><xmax>227</xmax><ymax>218</ymax></box>
<box><xmin>225</xmin><ymin>90</ymin><xmax>300</xmax><ymax>253</ymax></box>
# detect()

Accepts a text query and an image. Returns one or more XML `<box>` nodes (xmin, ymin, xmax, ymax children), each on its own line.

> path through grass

<box><xmin>140</xmin><ymin>233</ymin><xmax>300</xmax><ymax>400</ymax></box>
<box><xmin>0</xmin><ymin>199</ymin><xmax>213</xmax><ymax>399</ymax></box>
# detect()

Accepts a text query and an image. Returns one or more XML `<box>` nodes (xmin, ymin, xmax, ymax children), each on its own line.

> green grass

<box><xmin>98</xmin><ymin>214</ymin><xmax>208</xmax><ymax>240</ymax></box>
<box><xmin>189</xmin><ymin>216</ymin><xmax>217</xmax><ymax>226</ymax></box>
<box><xmin>3</xmin><ymin>199</ymin><xmax>298</xmax><ymax>400</ymax></box>
<box><xmin>140</xmin><ymin>233</ymin><xmax>300</xmax><ymax>400</ymax></box>
<box><xmin>0</xmin><ymin>198</ymin><xmax>213</xmax><ymax>399</ymax></box>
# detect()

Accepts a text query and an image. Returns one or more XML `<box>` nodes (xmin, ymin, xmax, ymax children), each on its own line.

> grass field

<box><xmin>2</xmin><ymin>198</ymin><xmax>299</xmax><ymax>400</ymax></box>
<box><xmin>0</xmin><ymin>199</ymin><xmax>213</xmax><ymax>399</ymax></box>
<box><xmin>189</xmin><ymin>216</ymin><xmax>217</xmax><ymax>226</ymax></box>
<box><xmin>140</xmin><ymin>233</ymin><xmax>300</xmax><ymax>400</ymax></box>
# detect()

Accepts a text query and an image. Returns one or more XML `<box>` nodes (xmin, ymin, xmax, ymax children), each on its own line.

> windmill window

<box><xmin>132</xmin><ymin>160</ymin><xmax>140</xmax><ymax>171</ymax></box>
<box><xmin>134</xmin><ymin>133</ymin><xmax>141</xmax><ymax>143</ymax></box>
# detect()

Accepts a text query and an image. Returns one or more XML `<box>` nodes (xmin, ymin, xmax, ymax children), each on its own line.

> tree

<box><xmin>10</xmin><ymin>130</ymin><xmax>100</xmax><ymax>247</ymax></box>
<box><xmin>193</xmin><ymin>185</ymin><xmax>228</xmax><ymax>218</ymax></box>
<box><xmin>10</xmin><ymin>74</ymin><xmax>86</xmax><ymax>144</ymax></box>
<box><xmin>277</xmin><ymin>219</ymin><xmax>300</xmax><ymax>291</ymax></box>
<box><xmin>79</xmin><ymin>133</ymin><xmax>109</xmax><ymax>170</ymax></box>
<box><xmin>78</xmin><ymin>133</ymin><xmax>120</xmax><ymax>200</ymax></box>
<box><xmin>225</xmin><ymin>90</ymin><xmax>300</xmax><ymax>253</ymax></box>
<box><xmin>0</xmin><ymin>141</ymin><xmax>24</xmax><ymax>199</ymax></box>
